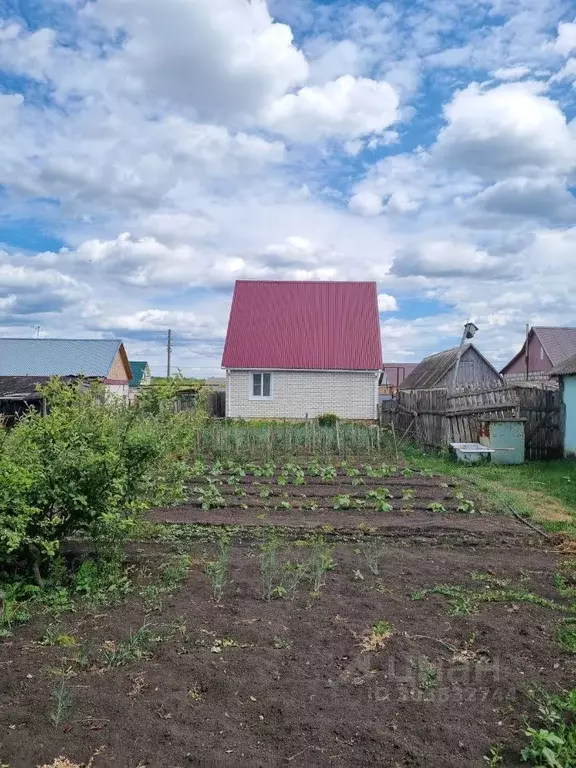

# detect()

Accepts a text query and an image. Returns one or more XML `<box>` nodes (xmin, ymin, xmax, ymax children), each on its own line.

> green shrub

<box><xmin>0</xmin><ymin>378</ymin><xmax>202</xmax><ymax>581</ymax></box>
<box><xmin>317</xmin><ymin>413</ymin><xmax>338</xmax><ymax>427</ymax></box>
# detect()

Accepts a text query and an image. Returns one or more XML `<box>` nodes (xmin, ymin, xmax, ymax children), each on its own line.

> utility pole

<box><xmin>35</xmin><ymin>325</ymin><xmax>40</xmax><ymax>338</ymax></box>
<box><xmin>167</xmin><ymin>329</ymin><xmax>172</xmax><ymax>378</ymax></box>
<box><xmin>524</xmin><ymin>323</ymin><xmax>530</xmax><ymax>381</ymax></box>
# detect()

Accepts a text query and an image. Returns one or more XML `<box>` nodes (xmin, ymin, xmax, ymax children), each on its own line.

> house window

<box><xmin>251</xmin><ymin>372</ymin><xmax>272</xmax><ymax>399</ymax></box>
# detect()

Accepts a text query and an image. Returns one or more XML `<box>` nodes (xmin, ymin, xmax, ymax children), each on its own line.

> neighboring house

<box><xmin>222</xmin><ymin>280</ymin><xmax>383</xmax><ymax>420</ymax></box>
<box><xmin>203</xmin><ymin>377</ymin><xmax>226</xmax><ymax>391</ymax></box>
<box><xmin>379</xmin><ymin>363</ymin><xmax>419</xmax><ymax>398</ymax></box>
<box><xmin>0</xmin><ymin>375</ymin><xmax>79</xmax><ymax>425</ymax></box>
<box><xmin>0</xmin><ymin>339</ymin><xmax>132</xmax><ymax>400</ymax></box>
<box><xmin>128</xmin><ymin>361</ymin><xmax>151</xmax><ymax>404</ymax></box>
<box><xmin>501</xmin><ymin>327</ymin><xmax>576</xmax><ymax>383</ymax></box>
<box><xmin>550</xmin><ymin>353</ymin><xmax>576</xmax><ymax>457</ymax></box>
<box><xmin>399</xmin><ymin>344</ymin><xmax>502</xmax><ymax>390</ymax></box>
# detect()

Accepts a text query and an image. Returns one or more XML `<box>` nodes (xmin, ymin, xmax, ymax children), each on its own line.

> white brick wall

<box><xmin>226</xmin><ymin>370</ymin><xmax>378</xmax><ymax>420</ymax></box>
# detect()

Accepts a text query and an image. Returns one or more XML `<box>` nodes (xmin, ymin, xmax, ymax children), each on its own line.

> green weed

<box><xmin>520</xmin><ymin>688</ymin><xmax>576</xmax><ymax>767</ymax></box>
<box><xmin>102</xmin><ymin>624</ymin><xmax>158</xmax><ymax>667</ymax></box>
<box><xmin>49</xmin><ymin>675</ymin><xmax>74</xmax><ymax>729</ymax></box>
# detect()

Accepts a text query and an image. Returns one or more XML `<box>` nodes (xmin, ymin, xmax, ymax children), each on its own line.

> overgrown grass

<box><xmin>402</xmin><ymin>445</ymin><xmax>576</xmax><ymax>528</ymax></box>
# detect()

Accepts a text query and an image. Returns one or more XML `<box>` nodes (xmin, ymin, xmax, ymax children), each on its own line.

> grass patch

<box><xmin>402</xmin><ymin>446</ymin><xmax>576</xmax><ymax>530</ymax></box>
<box><xmin>102</xmin><ymin>623</ymin><xmax>160</xmax><ymax>667</ymax></box>
<box><xmin>412</xmin><ymin>583</ymin><xmax>571</xmax><ymax>617</ymax></box>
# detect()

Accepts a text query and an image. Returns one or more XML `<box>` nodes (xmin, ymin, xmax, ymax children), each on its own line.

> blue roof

<box><xmin>128</xmin><ymin>361</ymin><xmax>149</xmax><ymax>388</ymax></box>
<box><xmin>0</xmin><ymin>339</ymin><xmax>123</xmax><ymax>377</ymax></box>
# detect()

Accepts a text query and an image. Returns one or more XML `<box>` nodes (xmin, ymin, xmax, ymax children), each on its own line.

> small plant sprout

<box><xmin>455</xmin><ymin>492</ymin><xmax>475</xmax><ymax>513</ymax></box>
<box><xmin>320</xmin><ymin>465</ymin><xmax>337</xmax><ymax>482</ymax></box>
<box><xmin>483</xmin><ymin>744</ymin><xmax>504</xmax><ymax>767</ymax></box>
<box><xmin>205</xmin><ymin>534</ymin><xmax>231</xmax><ymax>602</ymax></box>
<box><xmin>401</xmin><ymin>488</ymin><xmax>415</xmax><ymax>502</ymax></box>
<box><xmin>415</xmin><ymin>656</ymin><xmax>438</xmax><ymax>690</ymax></box>
<box><xmin>258</xmin><ymin>486</ymin><xmax>271</xmax><ymax>499</ymax></box>
<box><xmin>366</xmin><ymin>489</ymin><xmax>393</xmax><ymax>512</ymax></box>
<box><xmin>307</xmin><ymin>536</ymin><xmax>334</xmax><ymax>592</ymax></box>
<box><xmin>279</xmin><ymin>501</ymin><xmax>292</xmax><ymax>510</ymax></box>
<box><xmin>347</xmin><ymin>467</ymin><xmax>361</xmax><ymax>478</ymax></box>
<box><xmin>49</xmin><ymin>672</ymin><xmax>74</xmax><ymax>729</ymax></box>
<box><xmin>102</xmin><ymin>623</ymin><xmax>157</xmax><ymax>667</ymax></box>
<box><xmin>260</xmin><ymin>532</ymin><xmax>281</xmax><ymax>601</ymax></box>
<box><xmin>360</xmin><ymin>535</ymin><xmax>386</xmax><ymax>575</ymax></box>
<box><xmin>427</xmin><ymin>502</ymin><xmax>447</xmax><ymax>514</ymax></box>
<box><xmin>333</xmin><ymin>494</ymin><xmax>354</xmax><ymax>510</ymax></box>
<box><xmin>362</xmin><ymin>620</ymin><xmax>393</xmax><ymax>651</ymax></box>
<box><xmin>194</xmin><ymin>481</ymin><xmax>226</xmax><ymax>510</ymax></box>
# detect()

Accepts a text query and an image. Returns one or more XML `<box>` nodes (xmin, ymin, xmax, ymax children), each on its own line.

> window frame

<box><xmin>249</xmin><ymin>371</ymin><xmax>273</xmax><ymax>400</ymax></box>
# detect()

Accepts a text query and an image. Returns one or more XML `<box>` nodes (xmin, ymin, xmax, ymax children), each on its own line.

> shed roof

<box><xmin>399</xmin><ymin>346</ymin><xmax>462</xmax><ymax>389</ymax></box>
<box><xmin>222</xmin><ymin>280</ymin><xmax>383</xmax><ymax>370</ymax></box>
<box><xmin>128</xmin><ymin>361</ymin><xmax>149</xmax><ymax>388</ymax></box>
<box><xmin>0</xmin><ymin>339</ymin><xmax>123</xmax><ymax>377</ymax></box>
<box><xmin>0</xmin><ymin>375</ymin><xmax>80</xmax><ymax>400</ymax></box>
<box><xmin>550</xmin><ymin>353</ymin><xmax>576</xmax><ymax>376</ymax></box>
<box><xmin>501</xmin><ymin>327</ymin><xmax>576</xmax><ymax>373</ymax></box>
<box><xmin>399</xmin><ymin>344</ymin><xmax>500</xmax><ymax>389</ymax></box>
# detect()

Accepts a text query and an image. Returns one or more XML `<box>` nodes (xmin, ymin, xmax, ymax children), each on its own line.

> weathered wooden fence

<box><xmin>380</xmin><ymin>384</ymin><xmax>563</xmax><ymax>460</ymax></box>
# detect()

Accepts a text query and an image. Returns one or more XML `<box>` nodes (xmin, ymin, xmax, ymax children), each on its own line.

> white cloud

<box><xmin>391</xmin><ymin>241</ymin><xmax>509</xmax><ymax>279</ymax></box>
<box><xmin>349</xmin><ymin>191</ymin><xmax>384</xmax><ymax>217</ymax></box>
<box><xmin>378</xmin><ymin>293</ymin><xmax>398</xmax><ymax>312</ymax></box>
<box><xmin>435</xmin><ymin>82</ymin><xmax>576</xmax><ymax>179</ymax></box>
<box><xmin>552</xmin><ymin>21</ymin><xmax>576</xmax><ymax>56</ymax></box>
<box><xmin>264</xmin><ymin>75</ymin><xmax>399</xmax><ymax>142</ymax></box>
<box><xmin>0</xmin><ymin>23</ymin><xmax>56</xmax><ymax>81</ymax></box>
<box><xmin>84</xmin><ymin>0</ymin><xmax>309</xmax><ymax>121</ymax></box>
<box><xmin>491</xmin><ymin>65</ymin><xmax>531</xmax><ymax>80</ymax></box>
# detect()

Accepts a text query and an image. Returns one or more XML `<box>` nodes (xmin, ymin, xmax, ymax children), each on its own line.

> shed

<box><xmin>550</xmin><ymin>353</ymin><xmax>576</xmax><ymax>457</ymax></box>
<box><xmin>399</xmin><ymin>344</ymin><xmax>502</xmax><ymax>390</ymax></box>
<box><xmin>222</xmin><ymin>280</ymin><xmax>383</xmax><ymax>420</ymax></box>
<box><xmin>0</xmin><ymin>339</ymin><xmax>132</xmax><ymax>401</ymax></box>
<box><xmin>0</xmin><ymin>375</ymin><xmax>81</xmax><ymax>425</ymax></box>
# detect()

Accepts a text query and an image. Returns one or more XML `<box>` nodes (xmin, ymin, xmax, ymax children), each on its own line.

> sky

<box><xmin>0</xmin><ymin>0</ymin><xmax>575</xmax><ymax>376</ymax></box>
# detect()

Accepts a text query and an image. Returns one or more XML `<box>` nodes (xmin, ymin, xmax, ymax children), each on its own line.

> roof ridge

<box><xmin>0</xmin><ymin>337</ymin><xmax>122</xmax><ymax>342</ymax></box>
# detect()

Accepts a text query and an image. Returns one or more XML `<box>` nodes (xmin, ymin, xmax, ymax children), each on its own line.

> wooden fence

<box><xmin>380</xmin><ymin>384</ymin><xmax>563</xmax><ymax>460</ymax></box>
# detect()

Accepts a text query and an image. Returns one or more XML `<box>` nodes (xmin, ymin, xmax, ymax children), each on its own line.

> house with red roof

<box><xmin>222</xmin><ymin>280</ymin><xmax>383</xmax><ymax>420</ymax></box>
<box><xmin>501</xmin><ymin>327</ymin><xmax>576</xmax><ymax>383</ymax></box>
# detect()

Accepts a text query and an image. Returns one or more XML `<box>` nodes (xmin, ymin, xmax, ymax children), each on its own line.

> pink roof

<box><xmin>222</xmin><ymin>280</ymin><xmax>383</xmax><ymax>370</ymax></box>
<box><xmin>501</xmin><ymin>326</ymin><xmax>576</xmax><ymax>373</ymax></box>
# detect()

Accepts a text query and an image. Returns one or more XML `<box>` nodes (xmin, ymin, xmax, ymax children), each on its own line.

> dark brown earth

<box><xmin>1</xmin><ymin>535</ymin><xmax>574</xmax><ymax>768</ymax></box>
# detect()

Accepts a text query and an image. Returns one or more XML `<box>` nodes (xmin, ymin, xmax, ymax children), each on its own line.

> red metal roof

<box><xmin>222</xmin><ymin>281</ymin><xmax>383</xmax><ymax>370</ymax></box>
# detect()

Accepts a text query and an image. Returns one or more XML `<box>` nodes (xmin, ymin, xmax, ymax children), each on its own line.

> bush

<box><xmin>317</xmin><ymin>413</ymin><xmax>338</xmax><ymax>427</ymax></box>
<box><xmin>0</xmin><ymin>378</ymin><xmax>202</xmax><ymax>582</ymax></box>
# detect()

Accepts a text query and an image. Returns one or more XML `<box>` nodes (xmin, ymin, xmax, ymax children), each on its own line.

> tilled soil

<box><xmin>1</xmin><ymin>537</ymin><xmax>574</xmax><ymax>768</ymax></box>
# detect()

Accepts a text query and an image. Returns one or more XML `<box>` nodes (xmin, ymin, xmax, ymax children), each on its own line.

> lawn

<box><xmin>400</xmin><ymin>447</ymin><xmax>576</xmax><ymax>534</ymax></box>
<box><xmin>1</xmin><ymin>458</ymin><xmax>575</xmax><ymax>768</ymax></box>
